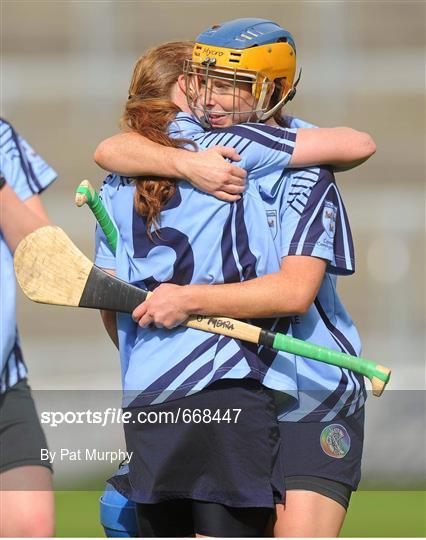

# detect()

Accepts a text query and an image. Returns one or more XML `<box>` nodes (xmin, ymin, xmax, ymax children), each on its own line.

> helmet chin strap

<box><xmin>284</xmin><ymin>67</ymin><xmax>302</xmax><ymax>105</ymax></box>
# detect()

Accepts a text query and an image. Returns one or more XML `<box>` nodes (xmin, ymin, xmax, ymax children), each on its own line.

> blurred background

<box><xmin>2</xmin><ymin>0</ymin><xmax>425</xmax><ymax>536</ymax></box>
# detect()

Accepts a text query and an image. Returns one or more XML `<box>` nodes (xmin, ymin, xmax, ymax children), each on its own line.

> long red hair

<box><xmin>120</xmin><ymin>41</ymin><xmax>194</xmax><ymax>234</ymax></box>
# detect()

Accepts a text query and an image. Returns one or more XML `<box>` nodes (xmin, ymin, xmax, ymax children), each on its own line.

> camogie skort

<box><xmin>109</xmin><ymin>379</ymin><xmax>286</xmax><ymax>509</ymax></box>
<box><xmin>280</xmin><ymin>406</ymin><xmax>365</xmax><ymax>509</ymax></box>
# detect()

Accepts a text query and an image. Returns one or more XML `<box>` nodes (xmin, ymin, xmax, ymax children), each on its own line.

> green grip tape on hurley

<box><xmin>76</xmin><ymin>184</ymin><xmax>118</xmax><ymax>253</ymax></box>
<box><xmin>273</xmin><ymin>333</ymin><xmax>390</xmax><ymax>384</ymax></box>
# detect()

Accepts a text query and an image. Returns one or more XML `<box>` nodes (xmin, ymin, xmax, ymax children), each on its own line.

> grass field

<box><xmin>54</xmin><ymin>490</ymin><xmax>425</xmax><ymax>537</ymax></box>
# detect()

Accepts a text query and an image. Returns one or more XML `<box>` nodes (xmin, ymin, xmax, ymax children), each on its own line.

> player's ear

<box><xmin>177</xmin><ymin>74</ymin><xmax>187</xmax><ymax>94</ymax></box>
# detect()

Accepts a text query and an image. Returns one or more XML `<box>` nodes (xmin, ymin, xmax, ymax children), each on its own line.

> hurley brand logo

<box><xmin>197</xmin><ymin>316</ymin><xmax>235</xmax><ymax>330</ymax></box>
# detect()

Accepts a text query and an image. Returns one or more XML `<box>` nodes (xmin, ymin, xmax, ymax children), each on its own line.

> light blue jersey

<box><xmin>256</xmin><ymin>165</ymin><xmax>366</xmax><ymax>421</ymax></box>
<box><xmin>167</xmin><ymin>114</ymin><xmax>366</xmax><ymax>420</ymax></box>
<box><xmin>271</xmin><ymin>117</ymin><xmax>366</xmax><ymax>420</ymax></box>
<box><xmin>96</xmin><ymin>113</ymin><xmax>365</xmax><ymax>421</ymax></box>
<box><xmin>0</xmin><ymin>119</ymin><xmax>57</xmax><ymax>392</ymax></box>
<box><xmin>177</xmin><ymin>114</ymin><xmax>365</xmax><ymax>421</ymax></box>
<box><xmin>95</xmin><ymin>114</ymin><xmax>299</xmax><ymax>410</ymax></box>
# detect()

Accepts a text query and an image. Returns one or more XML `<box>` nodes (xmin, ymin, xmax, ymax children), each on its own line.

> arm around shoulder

<box><xmin>290</xmin><ymin>127</ymin><xmax>376</xmax><ymax>170</ymax></box>
<box><xmin>94</xmin><ymin>132</ymin><xmax>185</xmax><ymax>177</ymax></box>
<box><xmin>94</xmin><ymin>132</ymin><xmax>247</xmax><ymax>202</ymax></box>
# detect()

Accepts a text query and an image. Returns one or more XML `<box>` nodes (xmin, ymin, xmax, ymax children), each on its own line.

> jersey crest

<box><xmin>322</xmin><ymin>200</ymin><xmax>337</xmax><ymax>239</ymax></box>
<box><xmin>266</xmin><ymin>209</ymin><xmax>278</xmax><ymax>239</ymax></box>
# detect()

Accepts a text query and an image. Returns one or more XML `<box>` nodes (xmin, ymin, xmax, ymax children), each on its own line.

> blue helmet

<box><xmin>195</xmin><ymin>18</ymin><xmax>296</xmax><ymax>52</ymax></box>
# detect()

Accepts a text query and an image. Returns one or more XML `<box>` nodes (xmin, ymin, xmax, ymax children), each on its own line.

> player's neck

<box><xmin>170</xmin><ymin>81</ymin><xmax>191</xmax><ymax>114</ymax></box>
<box><xmin>264</xmin><ymin>117</ymin><xmax>279</xmax><ymax>126</ymax></box>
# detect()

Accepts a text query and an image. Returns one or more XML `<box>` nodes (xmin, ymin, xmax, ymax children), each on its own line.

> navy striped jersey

<box><xmin>0</xmin><ymin>118</ymin><xmax>57</xmax><ymax>393</ymax></box>
<box><xmin>168</xmin><ymin>114</ymin><xmax>366</xmax><ymax>419</ymax></box>
<box><xmin>256</xmin><ymin>164</ymin><xmax>366</xmax><ymax>421</ymax></box>
<box><xmin>182</xmin><ymin>113</ymin><xmax>367</xmax><ymax>420</ymax></box>
<box><xmin>95</xmin><ymin>114</ymin><xmax>300</xmax><ymax>410</ymax></box>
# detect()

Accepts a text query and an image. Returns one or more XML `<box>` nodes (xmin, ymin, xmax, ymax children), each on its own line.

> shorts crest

<box><xmin>320</xmin><ymin>424</ymin><xmax>351</xmax><ymax>459</ymax></box>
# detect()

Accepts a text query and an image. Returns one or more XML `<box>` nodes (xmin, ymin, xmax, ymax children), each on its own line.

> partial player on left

<box><xmin>0</xmin><ymin>118</ymin><xmax>56</xmax><ymax>537</ymax></box>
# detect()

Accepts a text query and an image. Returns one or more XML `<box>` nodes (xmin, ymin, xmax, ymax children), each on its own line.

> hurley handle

<box><xmin>76</xmin><ymin>180</ymin><xmax>118</xmax><ymax>253</ymax></box>
<box><xmin>272</xmin><ymin>333</ymin><xmax>390</xmax><ymax>397</ymax></box>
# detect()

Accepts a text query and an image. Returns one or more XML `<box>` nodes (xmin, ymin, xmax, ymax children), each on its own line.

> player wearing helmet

<box><xmin>95</xmin><ymin>19</ymin><xmax>374</xmax><ymax>537</ymax></box>
<box><xmin>184</xmin><ymin>18</ymin><xmax>299</xmax><ymax>127</ymax></box>
<box><xmin>95</xmin><ymin>23</ymin><xmax>375</xmax><ymax>197</ymax></box>
<box><xmin>96</xmin><ymin>40</ymin><xmax>299</xmax><ymax>538</ymax></box>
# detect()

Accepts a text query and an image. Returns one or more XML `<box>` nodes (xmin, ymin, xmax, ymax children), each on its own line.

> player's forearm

<box><xmin>100</xmin><ymin>310</ymin><xmax>119</xmax><ymax>349</ymax></box>
<box><xmin>180</xmin><ymin>256</ymin><xmax>327</xmax><ymax>320</ymax></box>
<box><xmin>326</xmin><ymin>128</ymin><xmax>376</xmax><ymax>169</ymax></box>
<box><xmin>133</xmin><ymin>259</ymin><xmax>326</xmax><ymax>328</ymax></box>
<box><xmin>330</xmin><ymin>155</ymin><xmax>374</xmax><ymax>172</ymax></box>
<box><xmin>94</xmin><ymin>133</ymin><xmax>246</xmax><ymax>202</ymax></box>
<box><xmin>290</xmin><ymin>127</ymin><xmax>376</xmax><ymax>170</ymax></box>
<box><xmin>0</xmin><ymin>183</ymin><xmax>50</xmax><ymax>253</ymax></box>
<box><xmin>183</xmin><ymin>273</ymin><xmax>314</xmax><ymax>319</ymax></box>
<box><xmin>94</xmin><ymin>132</ymin><xmax>188</xmax><ymax>178</ymax></box>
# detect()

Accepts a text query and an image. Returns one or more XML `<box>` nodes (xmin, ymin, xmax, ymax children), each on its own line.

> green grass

<box><xmin>55</xmin><ymin>491</ymin><xmax>103</xmax><ymax>537</ymax></box>
<box><xmin>341</xmin><ymin>491</ymin><xmax>425</xmax><ymax>538</ymax></box>
<box><xmin>55</xmin><ymin>490</ymin><xmax>425</xmax><ymax>537</ymax></box>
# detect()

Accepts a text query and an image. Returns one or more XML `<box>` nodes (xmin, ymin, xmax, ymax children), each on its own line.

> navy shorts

<box><xmin>280</xmin><ymin>406</ymin><xmax>365</xmax><ymax>508</ymax></box>
<box><xmin>0</xmin><ymin>378</ymin><xmax>52</xmax><ymax>474</ymax></box>
<box><xmin>110</xmin><ymin>379</ymin><xmax>285</xmax><ymax>509</ymax></box>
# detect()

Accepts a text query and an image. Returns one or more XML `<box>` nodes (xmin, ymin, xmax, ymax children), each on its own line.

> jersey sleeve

<box><xmin>280</xmin><ymin>167</ymin><xmax>355</xmax><ymax>275</ymax></box>
<box><xmin>169</xmin><ymin>118</ymin><xmax>300</xmax><ymax>199</ymax></box>
<box><xmin>0</xmin><ymin>119</ymin><xmax>57</xmax><ymax>200</ymax></box>
<box><xmin>220</xmin><ymin>123</ymin><xmax>297</xmax><ymax>175</ymax></box>
<box><xmin>282</xmin><ymin>115</ymin><xmax>318</xmax><ymax>129</ymax></box>
<box><xmin>94</xmin><ymin>174</ymin><xmax>119</xmax><ymax>270</ymax></box>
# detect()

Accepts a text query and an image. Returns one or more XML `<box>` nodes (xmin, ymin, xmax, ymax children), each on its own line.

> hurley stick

<box><xmin>74</xmin><ymin>181</ymin><xmax>391</xmax><ymax>396</ymax></box>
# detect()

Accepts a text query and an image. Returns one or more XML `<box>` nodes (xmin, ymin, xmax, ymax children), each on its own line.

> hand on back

<box><xmin>180</xmin><ymin>146</ymin><xmax>247</xmax><ymax>202</ymax></box>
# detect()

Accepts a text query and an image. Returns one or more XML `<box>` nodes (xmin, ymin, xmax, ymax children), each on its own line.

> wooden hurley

<box><xmin>14</xmin><ymin>225</ymin><xmax>391</xmax><ymax>396</ymax></box>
